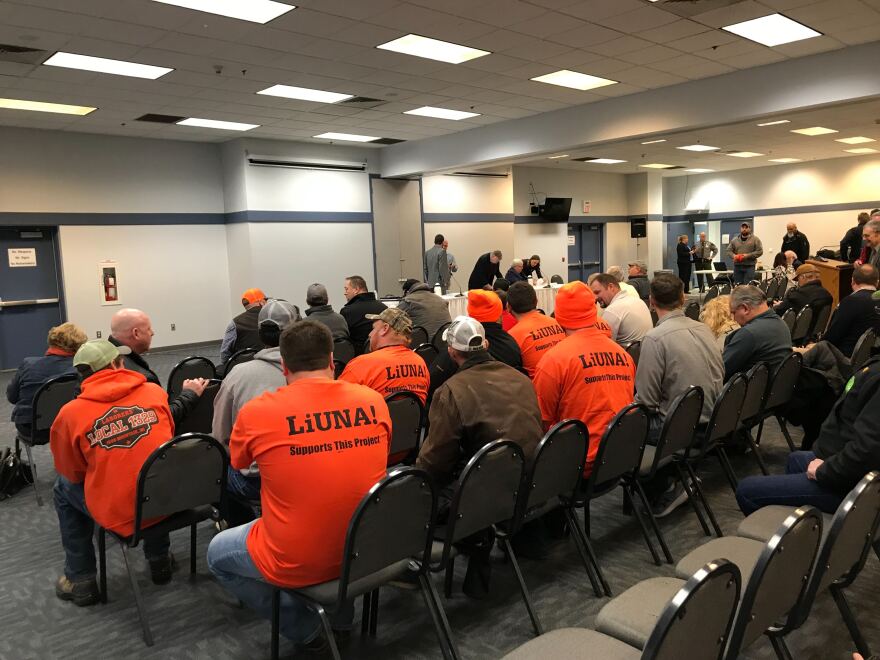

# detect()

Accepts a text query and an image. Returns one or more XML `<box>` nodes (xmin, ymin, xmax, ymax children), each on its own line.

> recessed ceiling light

<box><xmin>835</xmin><ymin>136</ymin><xmax>876</xmax><ymax>145</ymax></box>
<box><xmin>685</xmin><ymin>168</ymin><xmax>715</xmax><ymax>173</ymax></box>
<box><xmin>845</xmin><ymin>148</ymin><xmax>879</xmax><ymax>154</ymax></box>
<box><xmin>0</xmin><ymin>97</ymin><xmax>96</xmax><ymax>115</ymax></box>
<box><xmin>43</xmin><ymin>52</ymin><xmax>173</xmax><ymax>79</ymax></box>
<box><xmin>151</xmin><ymin>0</ymin><xmax>295</xmax><ymax>24</ymax></box>
<box><xmin>677</xmin><ymin>144</ymin><xmax>719</xmax><ymax>152</ymax></box>
<box><xmin>584</xmin><ymin>158</ymin><xmax>626</xmax><ymax>164</ymax></box>
<box><xmin>530</xmin><ymin>69</ymin><xmax>617</xmax><ymax>91</ymax></box>
<box><xmin>641</xmin><ymin>139</ymin><xmax>667</xmax><ymax>145</ymax></box>
<box><xmin>404</xmin><ymin>106</ymin><xmax>480</xmax><ymax>121</ymax></box>
<box><xmin>377</xmin><ymin>34</ymin><xmax>489</xmax><ymax>64</ymax></box>
<box><xmin>177</xmin><ymin>117</ymin><xmax>259</xmax><ymax>131</ymax></box>
<box><xmin>639</xmin><ymin>163</ymin><xmax>675</xmax><ymax>169</ymax></box>
<box><xmin>791</xmin><ymin>126</ymin><xmax>838</xmax><ymax>136</ymax></box>
<box><xmin>547</xmin><ymin>154</ymin><xmax>569</xmax><ymax>159</ymax></box>
<box><xmin>769</xmin><ymin>158</ymin><xmax>802</xmax><ymax>163</ymax></box>
<box><xmin>313</xmin><ymin>132</ymin><xmax>380</xmax><ymax>142</ymax></box>
<box><xmin>757</xmin><ymin>119</ymin><xmax>791</xmax><ymax>127</ymax></box>
<box><xmin>727</xmin><ymin>151</ymin><xmax>764</xmax><ymax>158</ymax></box>
<box><xmin>256</xmin><ymin>84</ymin><xmax>352</xmax><ymax>103</ymax></box>
<box><xmin>722</xmin><ymin>13</ymin><xmax>821</xmax><ymax>47</ymax></box>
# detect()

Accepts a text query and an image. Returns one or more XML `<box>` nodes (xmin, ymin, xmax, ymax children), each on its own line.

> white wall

<box><xmin>371</xmin><ymin>179</ymin><xmax>422</xmax><ymax>296</ymax></box>
<box><xmin>422</xmin><ymin>174</ymin><xmax>512</xmax><ymax>215</ymax></box>
<box><xmin>754</xmin><ymin>211</ymin><xmax>862</xmax><ymax>264</ymax></box>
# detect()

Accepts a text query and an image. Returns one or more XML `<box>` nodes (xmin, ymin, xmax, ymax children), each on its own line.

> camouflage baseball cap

<box><xmin>365</xmin><ymin>307</ymin><xmax>413</xmax><ymax>336</ymax></box>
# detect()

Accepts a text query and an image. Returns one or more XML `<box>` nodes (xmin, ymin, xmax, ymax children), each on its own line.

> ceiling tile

<box><xmin>595</xmin><ymin>5</ymin><xmax>679</xmax><ymax>32</ymax></box>
<box><xmin>617</xmin><ymin>44</ymin><xmax>682</xmax><ymax>66</ymax></box>
<box><xmin>586</xmin><ymin>35</ymin><xmax>655</xmax><ymax>56</ymax></box>
<box><xmin>547</xmin><ymin>22</ymin><xmax>622</xmax><ymax>48</ymax></box>
<box><xmin>689</xmin><ymin>0</ymin><xmax>772</xmax><ymax>29</ymax></box>
<box><xmin>453</xmin><ymin>1</ymin><xmax>548</xmax><ymax>27</ymax></box>
<box><xmin>270</xmin><ymin>8</ymin><xmax>358</xmax><ymax>37</ymax></box>
<box><xmin>637</xmin><ymin>19</ymin><xmax>711</xmax><ymax>44</ymax></box>
<box><xmin>500</xmin><ymin>37</ymin><xmax>572</xmax><ymax>60</ymax></box>
<box><xmin>558</xmin><ymin>0</ymin><xmax>646</xmax><ymax>22</ymax></box>
<box><xmin>507</xmin><ymin>11</ymin><xmax>588</xmax><ymax>38</ymax></box>
<box><xmin>671</xmin><ymin>30</ymin><xmax>739</xmax><ymax>53</ymax></box>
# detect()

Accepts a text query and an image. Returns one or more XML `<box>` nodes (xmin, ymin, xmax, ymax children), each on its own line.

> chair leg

<box><xmin>767</xmin><ymin>632</ymin><xmax>794</xmax><ymax>660</ymax></box>
<box><xmin>776</xmin><ymin>416</ymin><xmax>797</xmax><ymax>452</ymax></box>
<box><xmin>873</xmin><ymin>538</ymin><xmax>880</xmax><ymax>563</ymax></box>
<box><xmin>315</xmin><ymin>605</ymin><xmax>342</xmax><ymax>660</ymax></box>
<box><xmin>419</xmin><ymin>572</ymin><xmax>461</xmax><ymax>660</ymax></box>
<box><xmin>831</xmin><ymin>585</ymin><xmax>872</xmax><ymax>657</ymax></box>
<box><xmin>715</xmin><ymin>447</ymin><xmax>739</xmax><ymax>494</ymax></box>
<box><xmin>369</xmin><ymin>589</ymin><xmax>379</xmax><ymax>637</ymax></box>
<box><xmin>631</xmin><ymin>481</ymin><xmax>673</xmax><ymax>564</ymax></box>
<box><xmin>683</xmin><ymin>462</ymin><xmax>724</xmax><ymax>538</ymax></box>
<box><xmin>755</xmin><ymin>419</ymin><xmax>765</xmax><ymax>446</ymax></box>
<box><xmin>564</xmin><ymin>508</ymin><xmax>603</xmax><ymax>597</ymax></box>
<box><xmin>567</xmin><ymin>508</ymin><xmax>611</xmax><ymax>597</ymax></box>
<box><xmin>120</xmin><ymin>544</ymin><xmax>153</xmax><ymax>647</ymax></box>
<box><xmin>98</xmin><ymin>528</ymin><xmax>108</xmax><ymax>604</ymax></box>
<box><xmin>22</xmin><ymin>443</ymin><xmax>43</xmax><ymax>507</ymax></box>
<box><xmin>624</xmin><ymin>487</ymin><xmax>661</xmax><ymax>566</ymax></box>
<box><xmin>443</xmin><ymin>556</ymin><xmax>454</xmax><ymax>598</ymax></box>
<box><xmin>674</xmin><ymin>462</ymin><xmax>711</xmax><ymax>536</ymax></box>
<box><xmin>743</xmin><ymin>429</ymin><xmax>769</xmax><ymax>475</ymax></box>
<box><xmin>271</xmin><ymin>589</ymin><xmax>281</xmax><ymax>660</ymax></box>
<box><xmin>498</xmin><ymin>537</ymin><xmax>543</xmax><ymax>636</ymax></box>
<box><xmin>360</xmin><ymin>592</ymin><xmax>371</xmax><ymax>636</ymax></box>
<box><xmin>190</xmin><ymin>524</ymin><xmax>197</xmax><ymax>575</ymax></box>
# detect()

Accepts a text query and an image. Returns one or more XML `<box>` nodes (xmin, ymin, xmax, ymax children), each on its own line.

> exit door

<box><xmin>567</xmin><ymin>224</ymin><xmax>603</xmax><ymax>283</ymax></box>
<box><xmin>0</xmin><ymin>228</ymin><xmax>64</xmax><ymax>370</ymax></box>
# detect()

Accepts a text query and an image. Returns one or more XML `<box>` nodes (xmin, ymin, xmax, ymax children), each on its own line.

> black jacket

<box><xmin>7</xmin><ymin>354</ymin><xmax>76</xmax><ymax>425</ymax></box>
<box><xmin>676</xmin><ymin>242</ymin><xmax>692</xmax><ymax>265</ymax></box>
<box><xmin>468</xmin><ymin>253</ymin><xmax>502</xmax><ymax>290</ymax></box>
<box><xmin>823</xmin><ymin>289</ymin><xmax>880</xmax><ymax>357</ymax></box>
<box><xmin>815</xmin><ymin>358</ymin><xmax>880</xmax><ymax>493</ymax></box>
<box><xmin>340</xmin><ymin>292</ymin><xmax>387</xmax><ymax>354</ymax></box>
<box><xmin>722</xmin><ymin>309</ymin><xmax>792</xmax><ymax>380</ymax></box>
<box><xmin>840</xmin><ymin>225</ymin><xmax>865</xmax><ymax>263</ymax></box>
<box><xmin>522</xmin><ymin>261</ymin><xmax>543</xmax><ymax>280</ymax></box>
<box><xmin>781</xmin><ymin>230</ymin><xmax>810</xmax><ymax>263</ymax></box>
<box><xmin>231</xmin><ymin>306</ymin><xmax>262</xmax><ymax>355</ymax></box>
<box><xmin>628</xmin><ymin>275</ymin><xmax>650</xmax><ymax>304</ymax></box>
<box><xmin>429</xmin><ymin>322</ymin><xmax>523</xmax><ymax>397</ymax></box>
<box><xmin>774</xmin><ymin>280</ymin><xmax>833</xmax><ymax>317</ymax></box>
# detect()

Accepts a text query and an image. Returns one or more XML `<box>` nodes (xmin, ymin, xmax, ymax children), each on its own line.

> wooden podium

<box><xmin>807</xmin><ymin>258</ymin><xmax>853</xmax><ymax>309</ymax></box>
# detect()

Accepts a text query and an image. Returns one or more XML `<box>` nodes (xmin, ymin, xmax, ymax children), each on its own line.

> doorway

<box><xmin>370</xmin><ymin>178</ymin><xmax>423</xmax><ymax>297</ymax></box>
<box><xmin>567</xmin><ymin>223</ymin><xmax>603</xmax><ymax>283</ymax></box>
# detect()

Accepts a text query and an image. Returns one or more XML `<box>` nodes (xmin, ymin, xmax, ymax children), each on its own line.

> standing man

<box><xmin>723</xmin><ymin>286</ymin><xmax>791</xmax><ymax>380</ymax></box>
<box><xmin>727</xmin><ymin>223</ymin><xmax>764</xmax><ymax>285</ymax></box>
<box><xmin>840</xmin><ymin>212</ymin><xmax>870</xmax><ymax>263</ymax></box>
<box><xmin>424</xmin><ymin>234</ymin><xmax>450</xmax><ymax>294</ymax></box>
<box><xmin>781</xmin><ymin>223</ymin><xmax>810</xmax><ymax>264</ymax></box>
<box><xmin>468</xmin><ymin>250</ymin><xmax>503</xmax><ymax>290</ymax></box>
<box><xmin>692</xmin><ymin>232</ymin><xmax>718</xmax><ymax>292</ymax></box>
<box><xmin>443</xmin><ymin>239</ymin><xmax>457</xmax><ymax>291</ymax></box>
<box><xmin>340</xmin><ymin>275</ymin><xmax>387</xmax><ymax>354</ymax></box>
<box><xmin>589</xmin><ymin>273</ymin><xmax>653</xmax><ymax>346</ymax></box>
<box><xmin>220</xmin><ymin>288</ymin><xmax>268</xmax><ymax>363</ymax></box>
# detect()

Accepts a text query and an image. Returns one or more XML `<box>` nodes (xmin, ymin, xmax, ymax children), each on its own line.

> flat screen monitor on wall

<box><xmin>539</xmin><ymin>197</ymin><xmax>572</xmax><ymax>222</ymax></box>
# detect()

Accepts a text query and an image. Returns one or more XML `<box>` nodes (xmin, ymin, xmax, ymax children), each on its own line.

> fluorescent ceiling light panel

<box><xmin>404</xmin><ymin>106</ymin><xmax>480</xmax><ymax>121</ymax></box>
<box><xmin>722</xmin><ymin>13</ymin><xmax>821</xmax><ymax>47</ymax></box>
<box><xmin>845</xmin><ymin>148</ymin><xmax>879</xmax><ymax>154</ymax></box>
<box><xmin>177</xmin><ymin>117</ymin><xmax>258</xmax><ymax>131</ymax></box>
<box><xmin>791</xmin><ymin>126</ymin><xmax>837</xmax><ymax>136</ymax></box>
<box><xmin>757</xmin><ymin>119</ymin><xmax>790</xmax><ymax>126</ymax></box>
<box><xmin>43</xmin><ymin>52</ymin><xmax>172</xmax><ymax>79</ymax></box>
<box><xmin>685</xmin><ymin>168</ymin><xmax>715</xmax><ymax>173</ymax></box>
<box><xmin>530</xmin><ymin>69</ymin><xmax>617</xmax><ymax>91</ymax></box>
<box><xmin>257</xmin><ymin>84</ymin><xmax>352</xmax><ymax>103</ymax></box>
<box><xmin>641</xmin><ymin>139</ymin><xmax>666</xmax><ymax>144</ymax></box>
<box><xmin>769</xmin><ymin>158</ymin><xmax>802</xmax><ymax>163</ymax></box>
<box><xmin>547</xmin><ymin>154</ymin><xmax>569</xmax><ymax>159</ymax></box>
<box><xmin>639</xmin><ymin>163</ymin><xmax>675</xmax><ymax>169</ymax></box>
<box><xmin>0</xmin><ymin>97</ymin><xmax>95</xmax><ymax>115</ymax></box>
<box><xmin>835</xmin><ymin>136</ymin><xmax>876</xmax><ymax>145</ymax></box>
<box><xmin>377</xmin><ymin>34</ymin><xmax>489</xmax><ymax>64</ymax></box>
<box><xmin>727</xmin><ymin>151</ymin><xmax>764</xmax><ymax>157</ymax></box>
<box><xmin>313</xmin><ymin>132</ymin><xmax>380</xmax><ymax>142</ymax></box>
<box><xmin>677</xmin><ymin>144</ymin><xmax>719</xmax><ymax>152</ymax></box>
<box><xmin>585</xmin><ymin>158</ymin><xmax>626</xmax><ymax>164</ymax></box>
<box><xmin>151</xmin><ymin>0</ymin><xmax>295</xmax><ymax>24</ymax></box>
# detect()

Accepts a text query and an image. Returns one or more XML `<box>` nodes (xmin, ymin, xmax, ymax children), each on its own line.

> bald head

<box><xmin>111</xmin><ymin>308</ymin><xmax>153</xmax><ymax>353</ymax></box>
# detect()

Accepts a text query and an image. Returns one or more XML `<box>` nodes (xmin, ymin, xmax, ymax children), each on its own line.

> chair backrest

<box><xmin>776</xmin><ymin>277</ymin><xmax>789</xmax><ymax>299</ymax></box>
<box><xmin>625</xmin><ymin>341</ymin><xmax>641</xmax><ymax>367</ymax></box>
<box><xmin>646</xmin><ymin>386</ymin><xmax>704</xmax><ymax>476</ymax></box>
<box><xmin>174</xmin><ymin>379</ymin><xmax>221</xmax><ymax>434</ymax></box>
<box><xmin>550</xmin><ymin>274</ymin><xmax>564</xmax><ymax>284</ymax></box>
<box><xmin>385</xmin><ymin>391</ymin><xmax>426</xmax><ymax>460</ymax></box>
<box><xmin>337</xmin><ymin>467</ymin><xmax>436</xmax><ymax>606</ymax></box>
<box><xmin>811</xmin><ymin>303</ymin><xmax>832</xmax><ymax>339</ymax></box>
<box><xmin>134</xmin><ymin>433</ymin><xmax>229</xmax><ymax>543</ymax></box>
<box><xmin>521</xmin><ymin>419</ymin><xmax>587</xmax><ymax>518</ymax></box>
<box><xmin>431</xmin><ymin>322</ymin><xmax>451</xmax><ymax>353</ymax></box>
<box><xmin>643</xmin><ymin>559</ymin><xmax>742</xmax><ymax>660</ymax></box>
<box><xmin>758</xmin><ymin>279</ymin><xmax>770</xmax><ymax>294</ymax></box>
<box><xmin>791</xmin><ymin>306</ymin><xmax>813</xmax><ymax>344</ymax></box>
<box><xmin>651</xmin><ymin>309</ymin><xmax>659</xmax><ymax>327</ymax></box>
<box><xmin>765</xmin><ymin>278</ymin><xmax>780</xmax><ymax>300</ymax></box>
<box><xmin>30</xmin><ymin>373</ymin><xmax>79</xmax><ymax>444</ymax></box>
<box><xmin>441</xmin><ymin>440</ymin><xmax>525</xmax><ymax>563</ymax></box>
<box><xmin>332</xmin><ymin>338</ymin><xmax>356</xmax><ymax>366</ymax></box>
<box><xmin>333</xmin><ymin>360</ymin><xmax>346</xmax><ymax>379</ymax></box>
<box><xmin>781</xmin><ymin>308</ymin><xmax>796</xmax><ymax>333</ymax></box>
<box><xmin>410</xmin><ymin>326</ymin><xmax>429</xmax><ymax>348</ymax></box>
<box><xmin>684</xmin><ymin>302</ymin><xmax>700</xmax><ymax>321</ymax></box>
<box><xmin>414</xmin><ymin>342</ymin><xmax>439</xmax><ymax>368</ymax></box>
<box><xmin>167</xmin><ymin>356</ymin><xmax>216</xmax><ymax>396</ymax></box>
<box><xmin>585</xmin><ymin>404</ymin><xmax>648</xmax><ymax>497</ymax></box>
<box><xmin>703</xmin><ymin>286</ymin><xmax>720</xmax><ymax>304</ymax></box>
<box><xmin>223</xmin><ymin>348</ymin><xmax>257</xmax><ymax>377</ymax></box>
<box><xmin>764</xmin><ymin>352</ymin><xmax>801</xmax><ymax>412</ymax></box>
<box><xmin>719</xmin><ymin>283</ymin><xmax>731</xmax><ymax>295</ymax></box>
<box><xmin>739</xmin><ymin>362</ymin><xmax>769</xmax><ymax>427</ymax></box>
<box><xmin>850</xmin><ymin>328</ymin><xmax>876</xmax><ymax>370</ymax></box>
<box><xmin>696</xmin><ymin>374</ymin><xmax>746</xmax><ymax>456</ymax></box>
<box><xmin>726</xmin><ymin>506</ymin><xmax>823</xmax><ymax>657</ymax></box>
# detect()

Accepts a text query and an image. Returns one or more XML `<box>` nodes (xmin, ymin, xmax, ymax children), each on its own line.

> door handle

<box><xmin>0</xmin><ymin>297</ymin><xmax>60</xmax><ymax>308</ymax></box>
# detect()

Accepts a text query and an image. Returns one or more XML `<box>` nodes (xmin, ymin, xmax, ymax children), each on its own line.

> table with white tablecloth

<box><xmin>442</xmin><ymin>285</ymin><xmax>559</xmax><ymax>318</ymax></box>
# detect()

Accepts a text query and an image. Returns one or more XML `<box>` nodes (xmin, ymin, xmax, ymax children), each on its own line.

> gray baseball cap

<box><xmin>443</xmin><ymin>316</ymin><xmax>486</xmax><ymax>352</ymax></box>
<box><xmin>259</xmin><ymin>298</ymin><xmax>300</xmax><ymax>329</ymax></box>
<box><xmin>628</xmin><ymin>260</ymin><xmax>647</xmax><ymax>272</ymax></box>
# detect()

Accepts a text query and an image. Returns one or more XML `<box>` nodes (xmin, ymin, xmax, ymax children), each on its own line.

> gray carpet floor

<box><xmin>0</xmin><ymin>346</ymin><xmax>876</xmax><ymax>659</ymax></box>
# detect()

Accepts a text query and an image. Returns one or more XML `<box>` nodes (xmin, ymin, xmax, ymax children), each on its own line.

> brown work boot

<box><xmin>55</xmin><ymin>575</ymin><xmax>100</xmax><ymax>607</ymax></box>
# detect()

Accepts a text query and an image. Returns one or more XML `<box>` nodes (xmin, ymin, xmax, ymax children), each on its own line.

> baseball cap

<box><xmin>365</xmin><ymin>307</ymin><xmax>413</xmax><ymax>336</ymax></box>
<box><xmin>306</xmin><ymin>283</ymin><xmax>328</xmax><ymax>305</ymax></box>
<box><xmin>259</xmin><ymin>298</ymin><xmax>300</xmax><ymax>329</ymax></box>
<box><xmin>443</xmin><ymin>316</ymin><xmax>486</xmax><ymax>352</ymax></box>
<box><xmin>242</xmin><ymin>288</ymin><xmax>266</xmax><ymax>305</ymax></box>
<box><xmin>73</xmin><ymin>339</ymin><xmax>130</xmax><ymax>371</ymax></box>
<box><xmin>554</xmin><ymin>281</ymin><xmax>598</xmax><ymax>330</ymax></box>
<box><xmin>467</xmin><ymin>289</ymin><xmax>502</xmax><ymax>323</ymax></box>
<box><xmin>795</xmin><ymin>264</ymin><xmax>819</xmax><ymax>278</ymax></box>
<box><xmin>628</xmin><ymin>259</ymin><xmax>647</xmax><ymax>271</ymax></box>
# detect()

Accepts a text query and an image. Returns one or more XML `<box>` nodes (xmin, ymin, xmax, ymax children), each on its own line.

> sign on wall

<box><xmin>99</xmin><ymin>261</ymin><xmax>121</xmax><ymax>306</ymax></box>
<box><xmin>582</xmin><ymin>200</ymin><xmax>591</xmax><ymax>214</ymax></box>
<box><xmin>8</xmin><ymin>248</ymin><xmax>37</xmax><ymax>267</ymax></box>
<box><xmin>567</xmin><ymin>234</ymin><xmax>576</xmax><ymax>246</ymax></box>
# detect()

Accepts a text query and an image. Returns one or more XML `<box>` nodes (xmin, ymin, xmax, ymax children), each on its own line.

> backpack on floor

<box><xmin>0</xmin><ymin>447</ymin><xmax>34</xmax><ymax>501</ymax></box>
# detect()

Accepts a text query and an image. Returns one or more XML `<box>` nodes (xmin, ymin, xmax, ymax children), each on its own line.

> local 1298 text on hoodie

<box><xmin>50</xmin><ymin>369</ymin><xmax>174</xmax><ymax>536</ymax></box>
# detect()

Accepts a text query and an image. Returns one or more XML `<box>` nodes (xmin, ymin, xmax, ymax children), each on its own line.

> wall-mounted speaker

<box><xmin>630</xmin><ymin>218</ymin><xmax>647</xmax><ymax>238</ymax></box>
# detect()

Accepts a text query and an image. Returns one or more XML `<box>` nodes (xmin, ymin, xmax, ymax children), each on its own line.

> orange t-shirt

<box><xmin>231</xmin><ymin>378</ymin><xmax>390</xmax><ymax>588</ymax></box>
<box><xmin>508</xmin><ymin>311</ymin><xmax>566</xmax><ymax>377</ymax></box>
<box><xmin>339</xmin><ymin>344</ymin><xmax>429</xmax><ymax>404</ymax></box>
<box><xmin>532</xmin><ymin>327</ymin><xmax>635</xmax><ymax>475</ymax></box>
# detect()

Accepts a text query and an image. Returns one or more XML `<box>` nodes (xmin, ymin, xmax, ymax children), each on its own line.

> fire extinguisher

<box><xmin>104</xmin><ymin>272</ymin><xmax>117</xmax><ymax>301</ymax></box>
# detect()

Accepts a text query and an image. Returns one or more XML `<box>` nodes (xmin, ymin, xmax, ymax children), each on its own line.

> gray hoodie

<box><xmin>211</xmin><ymin>346</ymin><xmax>286</xmax><ymax>476</ymax></box>
<box><xmin>726</xmin><ymin>232</ymin><xmax>764</xmax><ymax>266</ymax></box>
<box><xmin>397</xmin><ymin>283</ymin><xmax>452</xmax><ymax>341</ymax></box>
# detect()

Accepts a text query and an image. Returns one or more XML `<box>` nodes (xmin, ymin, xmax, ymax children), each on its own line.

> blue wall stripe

<box><xmin>423</xmin><ymin>212</ymin><xmax>513</xmax><ymax>223</ymax></box>
<box><xmin>226</xmin><ymin>210</ymin><xmax>373</xmax><ymax>223</ymax></box>
<box><xmin>0</xmin><ymin>212</ymin><xmax>227</xmax><ymax>226</ymax></box>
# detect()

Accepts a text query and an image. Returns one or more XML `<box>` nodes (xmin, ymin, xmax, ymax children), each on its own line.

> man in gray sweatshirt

<box><xmin>726</xmin><ymin>222</ymin><xmax>764</xmax><ymax>284</ymax></box>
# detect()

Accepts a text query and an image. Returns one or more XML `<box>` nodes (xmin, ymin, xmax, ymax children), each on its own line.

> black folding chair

<box><xmin>776</xmin><ymin>277</ymin><xmax>789</xmax><ymax>300</ymax></box>
<box><xmin>432</xmin><ymin>322</ymin><xmax>452</xmax><ymax>353</ymax></box>
<box><xmin>650</xmin><ymin>309</ymin><xmax>659</xmax><ymax>327</ymax></box>
<box><xmin>781</xmin><ymin>309</ymin><xmax>796</xmax><ymax>334</ymax></box>
<box><xmin>791</xmin><ymin>306</ymin><xmax>813</xmax><ymax>346</ymax></box>
<box><xmin>685</xmin><ymin>301</ymin><xmax>700</xmax><ymax>320</ymax></box>
<box><xmin>703</xmin><ymin>285</ymin><xmax>720</xmax><ymax>304</ymax></box>
<box><xmin>810</xmin><ymin>303</ymin><xmax>832</xmax><ymax>341</ymax></box>
<box><xmin>174</xmin><ymin>379</ymin><xmax>221</xmax><ymax>434</ymax></box>
<box><xmin>97</xmin><ymin>433</ymin><xmax>228</xmax><ymax>646</ymax></box>
<box><xmin>15</xmin><ymin>372</ymin><xmax>79</xmax><ymax>506</ymax></box>
<box><xmin>222</xmin><ymin>348</ymin><xmax>257</xmax><ymax>377</ymax></box>
<box><xmin>737</xmin><ymin>363</ymin><xmax>770</xmax><ymax>475</ymax></box>
<box><xmin>550</xmin><ymin>275</ymin><xmax>564</xmax><ymax>284</ymax></box>
<box><xmin>410</xmin><ymin>325</ymin><xmax>429</xmax><ymax>348</ymax></box>
<box><xmin>719</xmin><ymin>283</ymin><xmax>732</xmax><ymax>295</ymax></box>
<box><xmin>625</xmin><ymin>341</ymin><xmax>641</xmax><ymax>367</ymax></box>
<box><xmin>414</xmin><ymin>342</ymin><xmax>439</xmax><ymax>368</ymax></box>
<box><xmin>752</xmin><ymin>353</ymin><xmax>802</xmax><ymax>451</ymax></box>
<box><xmin>851</xmin><ymin>328</ymin><xmax>877</xmax><ymax>370</ymax></box>
<box><xmin>385</xmin><ymin>391</ymin><xmax>426</xmax><ymax>465</ymax></box>
<box><xmin>272</xmin><ymin>468</ymin><xmax>457</xmax><ymax>660</ymax></box>
<box><xmin>332</xmin><ymin>338</ymin><xmax>356</xmax><ymax>367</ymax></box>
<box><xmin>765</xmin><ymin>278</ymin><xmax>780</xmax><ymax>300</ymax></box>
<box><xmin>166</xmin><ymin>356</ymin><xmax>216</xmax><ymax>396</ymax></box>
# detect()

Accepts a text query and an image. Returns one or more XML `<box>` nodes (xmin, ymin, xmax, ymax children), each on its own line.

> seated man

<box><xmin>339</xmin><ymin>308</ymin><xmax>429</xmax><ymax>404</ymax></box>
<box><xmin>533</xmin><ymin>282</ymin><xmax>635</xmax><ymax>477</ymax></box>
<box><xmin>303</xmin><ymin>283</ymin><xmax>349</xmax><ymax>341</ymax></box>
<box><xmin>212</xmin><ymin>299</ymin><xmax>300</xmax><ymax>507</ymax></box>
<box><xmin>109</xmin><ymin>308</ymin><xmax>207</xmax><ymax>424</ymax></box>
<box><xmin>723</xmin><ymin>285</ymin><xmax>792</xmax><ymax>381</ymax></box>
<box><xmin>820</xmin><ymin>264</ymin><xmax>880</xmax><ymax>357</ymax></box>
<box><xmin>220</xmin><ymin>288</ymin><xmax>268</xmax><ymax>363</ymax></box>
<box><xmin>208</xmin><ymin>321</ymin><xmax>391</xmax><ymax>645</ymax></box>
<box><xmin>626</xmin><ymin>260</ymin><xmax>650</xmax><ymax>304</ymax></box>
<box><xmin>507</xmin><ymin>281</ymin><xmax>565</xmax><ymax>377</ymax></box>
<box><xmin>606</xmin><ymin>266</ymin><xmax>639</xmax><ymax>300</ymax></box>
<box><xmin>506</xmin><ymin>259</ymin><xmax>528</xmax><ymax>283</ymax></box>
<box><xmin>396</xmin><ymin>278</ymin><xmax>451</xmax><ymax>342</ymax></box>
<box><xmin>340</xmin><ymin>275</ymin><xmax>387</xmax><ymax>354</ymax></box>
<box><xmin>51</xmin><ymin>339</ymin><xmax>175</xmax><ymax>606</ymax></box>
<box><xmin>589</xmin><ymin>273</ymin><xmax>652</xmax><ymax>345</ymax></box>
<box><xmin>774</xmin><ymin>263</ymin><xmax>833</xmax><ymax>318</ymax></box>
<box><xmin>736</xmin><ymin>356</ymin><xmax>880</xmax><ymax>515</ymax></box>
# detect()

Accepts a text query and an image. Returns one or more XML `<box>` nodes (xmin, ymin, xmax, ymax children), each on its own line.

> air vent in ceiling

<box><xmin>446</xmin><ymin>171</ymin><xmax>509</xmax><ymax>178</ymax></box>
<box><xmin>0</xmin><ymin>43</ymin><xmax>49</xmax><ymax>64</ymax></box>
<box><xmin>338</xmin><ymin>96</ymin><xmax>386</xmax><ymax>109</ymax></box>
<box><xmin>135</xmin><ymin>113</ymin><xmax>186</xmax><ymax>124</ymax></box>
<box><xmin>373</xmin><ymin>138</ymin><xmax>406</xmax><ymax>145</ymax></box>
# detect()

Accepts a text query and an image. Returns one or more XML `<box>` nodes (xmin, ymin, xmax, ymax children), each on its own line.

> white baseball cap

<box><xmin>443</xmin><ymin>316</ymin><xmax>486</xmax><ymax>352</ymax></box>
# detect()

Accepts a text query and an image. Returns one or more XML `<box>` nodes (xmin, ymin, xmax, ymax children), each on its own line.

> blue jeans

<box><xmin>735</xmin><ymin>451</ymin><xmax>845</xmax><ymax>516</ymax></box>
<box><xmin>733</xmin><ymin>264</ymin><xmax>756</xmax><ymax>284</ymax></box>
<box><xmin>53</xmin><ymin>476</ymin><xmax>170</xmax><ymax>582</ymax></box>
<box><xmin>207</xmin><ymin>521</ymin><xmax>321</xmax><ymax>643</ymax></box>
<box><xmin>227</xmin><ymin>467</ymin><xmax>261</xmax><ymax>500</ymax></box>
